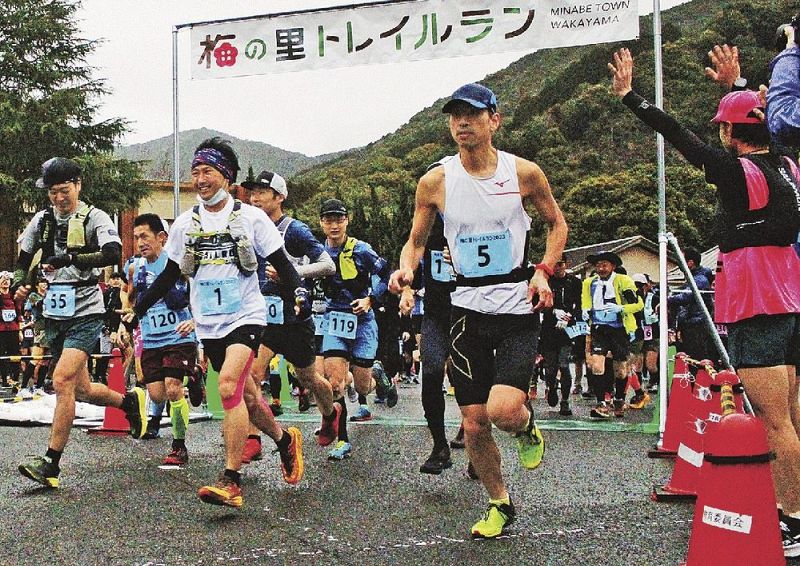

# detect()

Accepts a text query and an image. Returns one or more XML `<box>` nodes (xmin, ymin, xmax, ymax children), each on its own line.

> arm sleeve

<box><xmin>296</xmin><ymin>250</ymin><xmax>335</xmax><ymax>280</ymax></box>
<box><xmin>767</xmin><ymin>47</ymin><xmax>800</xmax><ymax>142</ymax></box>
<box><xmin>265</xmin><ymin>249</ymin><xmax>302</xmax><ymax>304</ymax></box>
<box><xmin>366</xmin><ymin>250</ymin><xmax>391</xmax><ymax>302</ymax></box>
<box><xmin>134</xmin><ymin>259</ymin><xmax>181</xmax><ymax>317</ymax></box>
<box><xmin>13</xmin><ymin>250</ymin><xmax>35</xmax><ymax>288</ymax></box>
<box><xmin>72</xmin><ymin>242</ymin><xmax>121</xmax><ymax>270</ymax></box>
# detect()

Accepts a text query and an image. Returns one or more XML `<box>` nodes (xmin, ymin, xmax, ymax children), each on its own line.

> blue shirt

<box><xmin>137</xmin><ymin>252</ymin><xmax>196</xmax><ymax>350</ymax></box>
<box><xmin>768</xmin><ymin>46</ymin><xmax>800</xmax><ymax>150</ymax></box>
<box><xmin>324</xmin><ymin>238</ymin><xmax>390</xmax><ymax>323</ymax></box>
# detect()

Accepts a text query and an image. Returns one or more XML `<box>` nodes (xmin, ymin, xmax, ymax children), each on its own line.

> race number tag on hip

<box><xmin>430</xmin><ymin>250</ymin><xmax>455</xmax><ymax>283</ymax></box>
<box><xmin>265</xmin><ymin>295</ymin><xmax>284</xmax><ymax>325</ymax></box>
<box><xmin>313</xmin><ymin>314</ymin><xmax>328</xmax><ymax>336</ymax></box>
<box><xmin>327</xmin><ymin>311</ymin><xmax>357</xmax><ymax>339</ymax></box>
<box><xmin>643</xmin><ymin>325</ymin><xmax>654</xmax><ymax>341</ymax></box>
<box><xmin>1</xmin><ymin>309</ymin><xmax>15</xmax><ymax>323</ymax></box>
<box><xmin>565</xmin><ymin>321</ymin><xmax>589</xmax><ymax>339</ymax></box>
<box><xmin>594</xmin><ymin>308</ymin><xmax>619</xmax><ymax>324</ymax></box>
<box><xmin>197</xmin><ymin>278</ymin><xmax>241</xmax><ymax>315</ymax></box>
<box><xmin>456</xmin><ymin>230</ymin><xmax>513</xmax><ymax>278</ymax></box>
<box><xmin>142</xmin><ymin>303</ymin><xmax>180</xmax><ymax>336</ymax></box>
<box><xmin>43</xmin><ymin>285</ymin><xmax>76</xmax><ymax>317</ymax></box>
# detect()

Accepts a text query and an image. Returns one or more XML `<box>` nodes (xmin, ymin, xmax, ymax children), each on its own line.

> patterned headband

<box><xmin>191</xmin><ymin>148</ymin><xmax>235</xmax><ymax>182</ymax></box>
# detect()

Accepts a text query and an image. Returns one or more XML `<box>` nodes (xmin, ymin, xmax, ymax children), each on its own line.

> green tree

<box><xmin>0</xmin><ymin>0</ymin><xmax>148</xmax><ymax>224</ymax></box>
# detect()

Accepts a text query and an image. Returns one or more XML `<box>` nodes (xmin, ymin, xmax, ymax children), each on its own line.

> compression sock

<box><xmin>170</xmin><ymin>397</ymin><xmax>189</xmax><ymax>440</ymax></box>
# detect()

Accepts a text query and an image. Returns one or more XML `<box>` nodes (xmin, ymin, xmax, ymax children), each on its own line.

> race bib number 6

<box><xmin>327</xmin><ymin>311</ymin><xmax>357</xmax><ymax>340</ymax></box>
<box><xmin>198</xmin><ymin>278</ymin><xmax>241</xmax><ymax>316</ymax></box>
<box><xmin>456</xmin><ymin>230</ymin><xmax>514</xmax><ymax>278</ymax></box>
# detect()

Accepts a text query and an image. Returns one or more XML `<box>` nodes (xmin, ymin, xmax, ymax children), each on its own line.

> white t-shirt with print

<box><xmin>165</xmin><ymin>197</ymin><xmax>282</xmax><ymax>340</ymax></box>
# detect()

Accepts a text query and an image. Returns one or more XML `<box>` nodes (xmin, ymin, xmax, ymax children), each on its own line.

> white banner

<box><xmin>189</xmin><ymin>0</ymin><xmax>639</xmax><ymax>80</ymax></box>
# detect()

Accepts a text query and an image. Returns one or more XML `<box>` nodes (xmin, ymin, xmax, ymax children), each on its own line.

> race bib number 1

<box><xmin>430</xmin><ymin>250</ymin><xmax>455</xmax><ymax>283</ymax></box>
<box><xmin>43</xmin><ymin>286</ymin><xmax>76</xmax><ymax>317</ymax></box>
<box><xmin>265</xmin><ymin>296</ymin><xmax>284</xmax><ymax>325</ymax></box>
<box><xmin>327</xmin><ymin>311</ymin><xmax>357</xmax><ymax>340</ymax></box>
<box><xmin>313</xmin><ymin>314</ymin><xmax>328</xmax><ymax>336</ymax></box>
<box><xmin>456</xmin><ymin>230</ymin><xmax>514</xmax><ymax>278</ymax></box>
<box><xmin>198</xmin><ymin>278</ymin><xmax>241</xmax><ymax>315</ymax></box>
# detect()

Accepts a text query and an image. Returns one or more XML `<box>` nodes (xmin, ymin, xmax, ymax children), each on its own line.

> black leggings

<box><xmin>0</xmin><ymin>331</ymin><xmax>20</xmax><ymax>384</ymax></box>
<box><xmin>420</xmin><ymin>313</ymin><xmax>450</xmax><ymax>443</ymax></box>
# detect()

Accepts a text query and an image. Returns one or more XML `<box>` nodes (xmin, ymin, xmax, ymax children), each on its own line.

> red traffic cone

<box><xmin>87</xmin><ymin>349</ymin><xmax>129</xmax><ymax>436</ymax></box>
<box><xmin>652</xmin><ymin>363</ymin><xmax>714</xmax><ymax>502</ymax></box>
<box><xmin>649</xmin><ymin>353</ymin><xmax>692</xmax><ymax>459</ymax></box>
<box><xmin>684</xmin><ymin>413</ymin><xmax>783</xmax><ymax>565</ymax></box>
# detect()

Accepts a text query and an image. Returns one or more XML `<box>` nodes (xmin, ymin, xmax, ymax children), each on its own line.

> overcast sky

<box><xmin>78</xmin><ymin>0</ymin><xmax>691</xmax><ymax>156</ymax></box>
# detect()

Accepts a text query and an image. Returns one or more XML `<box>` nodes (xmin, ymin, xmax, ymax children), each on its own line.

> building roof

<box><xmin>565</xmin><ymin>236</ymin><xmax>676</xmax><ymax>271</ymax></box>
<box><xmin>667</xmin><ymin>245</ymin><xmax>719</xmax><ymax>284</ymax></box>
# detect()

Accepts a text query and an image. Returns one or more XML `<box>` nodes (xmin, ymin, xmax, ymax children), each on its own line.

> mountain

<box><xmin>287</xmin><ymin>0</ymin><xmax>793</xmax><ymax>264</ymax></box>
<box><xmin>115</xmin><ymin>127</ymin><xmax>344</xmax><ymax>181</ymax></box>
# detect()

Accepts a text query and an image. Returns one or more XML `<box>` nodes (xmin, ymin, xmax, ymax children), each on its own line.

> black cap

<box><xmin>320</xmin><ymin>198</ymin><xmax>348</xmax><ymax>217</ymax></box>
<box><xmin>36</xmin><ymin>157</ymin><xmax>82</xmax><ymax>189</ymax></box>
<box><xmin>586</xmin><ymin>251</ymin><xmax>622</xmax><ymax>267</ymax></box>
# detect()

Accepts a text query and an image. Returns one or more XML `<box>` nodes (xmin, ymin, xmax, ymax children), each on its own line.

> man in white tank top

<box><xmin>390</xmin><ymin>83</ymin><xmax>567</xmax><ymax>539</ymax></box>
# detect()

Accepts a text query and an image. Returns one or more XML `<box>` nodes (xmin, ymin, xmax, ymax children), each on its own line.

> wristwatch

<box><xmin>732</xmin><ymin>77</ymin><xmax>748</xmax><ymax>91</ymax></box>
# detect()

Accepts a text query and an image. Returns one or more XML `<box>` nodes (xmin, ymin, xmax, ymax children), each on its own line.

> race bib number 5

<box><xmin>456</xmin><ymin>230</ymin><xmax>513</xmax><ymax>278</ymax></box>
<box><xmin>327</xmin><ymin>311</ymin><xmax>357</xmax><ymax>340</ymax></box>
<box><xmin>197</xmin><ymin>278</ymin><xmax>241</xmax><ymax>315</ymax></box>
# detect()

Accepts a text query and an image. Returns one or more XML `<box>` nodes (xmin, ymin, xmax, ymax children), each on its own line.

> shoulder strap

<box><xmin>738</xmin><ymin>157</ymin><xmax>769</xmax><ymax>211</ymax></box>
<box><xmin>276</xmin><ymin>215</ymin><xmax>293</xmax><ymax>240</ymax></box>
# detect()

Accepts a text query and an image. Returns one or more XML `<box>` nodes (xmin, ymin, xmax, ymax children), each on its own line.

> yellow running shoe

<box><xmin>18</xmin><ymin>456</ymin><xmax>60</xmax><ymax>488</ymax></box>
<box><xmin>515</xmin><ymin>401</ymin><xmax>545</xmax><ymax>470</ymax></box>
<box><xmin>471</xmin><ymin>498</ymin><xmax>516</xmax><ymax>539</ymax></box>
<box><xmin>198</xmin><ymin>474</ymin><xmax>243</xmax><ymax>508</ymax></box>
<box><xmin>277</xmin><ymin>427</ymin><xmax>304</xmax><ymax>485</ymax></box>
<box><xmin>628</xmin><ymin>391</ymin><xmax>651</xmax><ymax>409</ymax></box>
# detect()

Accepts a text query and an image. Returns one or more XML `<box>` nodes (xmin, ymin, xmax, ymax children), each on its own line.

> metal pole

<box><xmin>172</xmin><ymin>27</ymin><xmax>180</xmax><ymax>219</ymax></box>
<box><xmin>652</xmin><ymin>0</ymin><xmax>670</xmax><ymax>446</ymax></box>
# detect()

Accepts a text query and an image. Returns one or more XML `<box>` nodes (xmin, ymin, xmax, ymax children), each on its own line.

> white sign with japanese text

<box><xmin>701</xmin><ymin>505</ymin><xmax>753</xmax><ymax>535</ymax></box>
<box><xmin>189</xmin><ymin>0</ymin><xmax>639</xmax><ymax>79</ymax></box>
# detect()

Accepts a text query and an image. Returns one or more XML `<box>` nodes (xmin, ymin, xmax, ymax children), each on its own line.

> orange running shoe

<box><xmin>241</xmin><ymin>437</ymin><xmax>263</xmax><ymax>464</ymax></box>
<box><xmin>277</xmin><ymin>427</ymin><xmax>304</xmax><ymax>485</ymax></box>
<box><xmin>317</xmin><ymin>402</ymin><xmax>341</xmax><ymax>447</ymax></box>
<box><xmin>198</xmin><ymin>474</ymin><xmax>243</xmax><ymax>507</ymax></box>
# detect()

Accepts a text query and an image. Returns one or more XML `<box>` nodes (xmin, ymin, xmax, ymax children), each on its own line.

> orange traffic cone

<box><xmin>684</xmin><ymin>413</ymin><xmax>783</xmax><ymax>565</ymax></box>
<box><xmin>710</xmin><ymin>370</ymin><xmax>745</xmax><ymax>416</ymax></box>
<box><xmin>649</xmin><ymin>353</ymin><xmax>692</xmax><ymax>459</ymax></box>
<box><xmin>652</xmin><ymin>362</ymin><xmax>714</xmax><ymax>501</ymax></box>
<box><xmin>87</xmin><ymin>349</ymin><xmax>129</xmax><ymax>436</ymax></box>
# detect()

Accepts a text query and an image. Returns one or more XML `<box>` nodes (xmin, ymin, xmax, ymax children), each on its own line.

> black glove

<box><xmin>294</xmin><ymin>287</ymin><xmax>312</xmax><ymax>320</ymax></box>
<box><xmin>44</xmin><ymin>254</ymin><xmax>72</xmax><ymax>269</ymax></box>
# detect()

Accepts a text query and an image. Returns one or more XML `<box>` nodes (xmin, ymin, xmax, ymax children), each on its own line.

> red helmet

<box><xmin>710</xmin><ymin>90</ymin><xmax>763</xmax><ymax>124</ymax></box>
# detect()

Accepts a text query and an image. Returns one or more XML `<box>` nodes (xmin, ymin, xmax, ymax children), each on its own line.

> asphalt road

<box><xmin>0</xmin><ymin>383</ymin><xmax>725</xmax><ymax>566</ymax></box>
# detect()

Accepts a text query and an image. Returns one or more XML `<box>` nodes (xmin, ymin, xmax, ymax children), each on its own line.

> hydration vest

<box><xmin>135</xmin><ymin>256</ymin><xmax>190</xmax><ymax>311</ymax></box>
<box><xmin>38</xmin><ymin>204</ymin><xmax>97</xmax><ymax>258</ymax></box>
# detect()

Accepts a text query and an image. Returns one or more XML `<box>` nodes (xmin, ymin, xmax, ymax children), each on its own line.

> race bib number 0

<box><xmin>197</xmin><ymin>278</ymin><xmax>241</xmax><ymax>315</ymax></box>
<box><xmin>313</xmin><ymin>314</ymin><xmax>328</xmax><ymax>336</ymax></box>
<box><xmin>1</xmin><ymin>309</ymin><xmax>15</xmax><ymax>323</ymax></box>
<box><xmin>327</xmin><ymin>311</ymin><xmax>357</xmax><ymax>340</ymax></box>
<box><xmin>142</xmin><ymin>303</ymin><xmax>180</xmax><ymax>336</ymax></box>
<box><xmin>43</xmin><ymin>286</ymin><xmax>76</xmax><ymax>317</ymax></box>
<box><xmin>456</xmin><ymin>230</ymin><xmax>513</xmax><ymax>278</ymax></box>
<box><xmin>265</xmin><ymin>296</ymin><xmax>284</xmax><ymax>325</ymax></box>
<box><xmin>430</xmin><ymin>250</ymin><xmax>455</xmax><ymax>283</ymax></box>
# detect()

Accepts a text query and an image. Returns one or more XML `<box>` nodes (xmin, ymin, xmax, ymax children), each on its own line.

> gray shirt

<box><xmin>18</xmin><ymin>201</ymin><xmax>121</xmax><ymax>320</ymax></box>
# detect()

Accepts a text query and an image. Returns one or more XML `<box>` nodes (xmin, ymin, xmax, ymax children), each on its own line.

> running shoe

<box><xmin>450</xmin><ymin>425</ymin><xmax>465</xmax><ymax>449</ymax></box>
<box><xmin>241</xmin><ymin>437</ymin><xmax>263</xmax><ymax>464</ymax></box>
<box><xmin>18</xmin><ymin>455</ymin><xmax>59</xmax><ymax>488</ymax></box>
<box><xmin>327</xmin><ymin>440</ymin><xmax>352</xmax><ymax>460</ymax></box>
<box><xmin>269</xmin><ymin>401</ymin><xmax>283</xmax><ymax>417</ymax></box>
<box><xmin>373</xmin><ymin>396</ymin><xmax>386</xmax><ymax>404</ymax></box>
<box><xmin>628</xmin><ymin>391</ymin><xmax>651</xmax><ymax>409</ymax></box>
<box><xmin>515</xmin><ymin>401</ymin><xmax>545</xmax><ymax>470</ymax></box>
<box><xmin>571</xmin><ymin>385</ymin><xmax>581</xmax><ymax>395</ymax></box>
<box><xmin>527</xmin><ymin>386</ymin><xmax>538</xmax><ymax>400</ymax></box>
<box><xmin>780</xmin><ymin>514</ymin><xmax>800</xmax><ymax>558</ymax></box>
<box><xmin>162</xmin><ymin>447</ymin><xmax>188</xmax><ymax>467</ymax></box>
<box><xmin>466</xmin><ymin>461</ymin><xmax>479</xmax><ymax>480</ymax></box>
<box><xmin>142</xmin><ymin>428</ymin><xmax>161</xmax><ymax>440</ymax></box>
<box><xmin>276</xmin><ymin>427</ymin><xmax>304</xmax><ymax>485</ymax></box>
<box><xmin>559</xmin><ymin>401</ymin><xmax>573</xmax><ymax>417</ymax></box>
<box><xmin>198</xmin><ymin>474</ymin><xmax>242</xmax><ymax>508</ymax></box>
<box><xmin>375</xmin><ymin>370</ymin><xmax>398</xmax><ymax>408</ymax></box>
<box><xmin>187</xmin><ymin>365</ymin><xmax>205</xmax><ymax>407</ymax></box>
<box><xmin>385</xmin><ymin>381</ymin><xmax>399</xmax><ymax>408</ymax></box>
<box><xmin>580</xmin><ymin>390</ymin><xmax>595</xmax><ymax>400</ymax></box>
<box><xmin>613</xmin><ymin>399</ymin><xmax>626</xmax><ymax>418</ymax></box>
<box><xmin>647</xmin><ymin>381</ymin><xmax>659</xmax><ymax>394</ymax></box>
<box><xmin>317</xmin><ymin>403</ymin><xmax>342</xmax><ymax>447</ymax></box>
<box><xmin>349</xmin><ymin>405</ymin><xmax>372</xmax><ymax>422</ymax></box>
<box><xmin>123</xmin><ymin>387</ymin><xmax>147</xmax><ymax>439</ymax></box>
<box><xmin>471</xmin><ymin>498</ymin><xmax>516</xmax><ymax>539</ymax></box>
<box><xmin>345</xmin><ymin>382</ymin><xmax>359</xmax><ymax>404</ymax></box>
<box><xmin>298</xmin><ymin>390</ymin><xmax>311</xmax><ymax>412</ymax></box>
<box><xmin>419</xmin><ymin>446</ymin><xmax>453</xmax><ymax>475</ymax></box>
<box><xmin>590</xmin><ymin>402</ymin><xmax>612</xmax><ymax>419</ymax></box>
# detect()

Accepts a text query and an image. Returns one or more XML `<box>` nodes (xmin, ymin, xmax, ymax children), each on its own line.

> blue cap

<box><xmin>442</xmin><ymin>83</ymin><xmax>498</xmax><ymax>114</ymax></box>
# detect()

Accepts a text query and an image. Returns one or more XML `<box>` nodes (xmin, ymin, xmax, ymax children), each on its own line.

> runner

<box><xmin>126</xmin><ymin>213</ymin><xmax>198</xmax><ymax>467</ymax></box>
<box><xmin>389</xmin><ymin>83</ymin><xmax>567</xmax><ymax>538</ymax></box>
<box><xmin>319</xmin><ymin>198</ymin><xmax>396</xmax><ymax>460</ymax></box>
<box><xmin>16</xmin><ymin>157</ymin><xmax>146</xmax><ymax>489</ymax></box>
<box><xmin>239</xmin><ymin>170</ymin><xmax>340</xmax><ymax>464</ymax></box>
<box><xmin>132</xmin><ymin>138</ymin><xmax>305</xmax><ymax>507</ymax></box>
